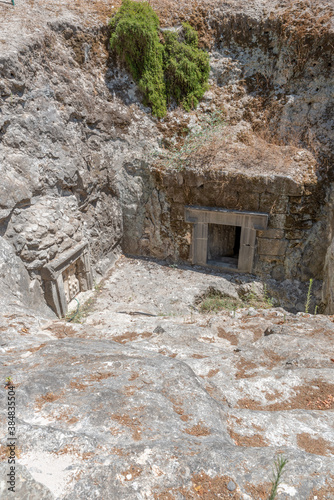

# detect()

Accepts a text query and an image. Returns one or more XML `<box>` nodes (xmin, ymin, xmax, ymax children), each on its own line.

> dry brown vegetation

<box><xmin>235</xmin><ymin>350</ymin><xmax>284</xmax><ymax>379</ymax></box>
<box><xmin>184</xmin><ymin>422</ymin><xmax>211</xmax><ymax>436</ymax></box>
<box><xmin>69</xmin><ymin>371</ymin><xmax>116</xmax><ymax>392</ymax></box>
<box><xmin>111</xmin><ymin>330</ymin><xmax>153</xmax><ymax>343</ymax></box>
<box><xmin>245</xmin><ymin>482</ymin><xmax>272</xmax><ymax>499</ymax></box>
<box><xmin>229</xmin><ymin>429</ymin><xmax>269</xmax><ymax>448</ymax></box>
<box><xmin>217</xmin><ymin>327</ymin><xmax>238</xmax><ymax>345</ymax></box>
<box><xmin>307</xmin><ymin>476</ymin><xmax>334</xmax><ymax>500</ymax></box>
<box><xmin>111</xmin><ymin>413</ymin><xmax>143</xmax><ymax>441</ymax></box>
<box><xmin>35</xmin><ymin>391</ymin><xmax>64</xmax><ymax>411</ymax></box>
<box><xmin>297</xmin><ymin>433</ymin><xmax>334</xmax><ymax>456</ymax></box>
<box><xmin>237</xmin><ymin>379</ymin><xmax>334</xmax><ymax>411</ymax></box>
<box><xmin>279</xmin><ymin>0</ymin><xmax>333</xmax><ymax>45</ymax></box>
<box><xmin>45</xmin><ymin>322</ymin><xmax>80</xmax><ymax>339</ymax></box>
<box><xmin>0</xmin><ymin>444</ymin><xmax>22</xmax><ymax>460</ymax></box>
<box><xmin>154</xmin><ymin>471</ymin><xmax>242</xmax><ymax>499</ymax></box>
<box><xmin>55</xmin><ymin>444</ymin><xmax>94</xmax><ymax>460</ymax></box>
<box><xmin>120</xmin><ymin>465</ymin><xmax>143</xmax><ymax>481</ymax></box>
<box><xmin>155</xmin><ymin>122</ymin><xmax>317</xmax><ymax>181</ymax></box>
<box><xmin>172</xmin><ymin>402</ymin><xmax>190</xmax><ymax>422</ymax></box>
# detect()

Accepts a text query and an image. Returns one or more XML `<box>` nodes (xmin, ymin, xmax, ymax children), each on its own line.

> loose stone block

<box><xmin>258</xmin><ymin>238</ymin><xmax>288</xmax><ymax>256</ymax></box>
<box><xmin>257</xmin><ymin>229</ymin><xmax>285</xmax><ymax>239</ymax></box>
<box><xmin>268</xmin><ymin>214</ymin><xmax>286</xmax><ymax>229</ymax></box>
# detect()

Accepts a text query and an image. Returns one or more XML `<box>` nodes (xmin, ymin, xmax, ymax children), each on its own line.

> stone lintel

<box><xmin>41</xmin><ymin>241</ymin><xmax>88</xmax><ymax>280</ymax></box>
<box><xmin>185</xmin><ymin>206</ymin><xmax>268</xmax><ymax>230</ymax></box>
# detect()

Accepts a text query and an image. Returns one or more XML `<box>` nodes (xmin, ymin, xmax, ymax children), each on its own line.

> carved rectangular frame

<box><xmin>41</xmin><ymin>241</ymin><xmax>93</xmax><ymax>317</ymax></box>
<box><xmin>185</xmin><ymin>206</ymin><xmax>268</xmax><ymax>273</ymax></box>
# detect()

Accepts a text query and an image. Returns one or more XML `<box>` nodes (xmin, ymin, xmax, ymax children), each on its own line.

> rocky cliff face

<box><xmin>322</xmin><ymin>185</ymin><xmax>334</xmax><ymax>313</ymax></box>
<box><xmin>1</xmin><ymin>0</ymin><xmax>333</xmax><ymax>313</ymax></box>
<box><xmin>0</xmin><ymin>12</ymin><xmax>159</xmax><ymax>311</ymax></box>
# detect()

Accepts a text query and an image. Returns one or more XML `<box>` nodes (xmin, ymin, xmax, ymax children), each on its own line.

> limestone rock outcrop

<box><xmin>0</xmin><ymin>258</ymin><xmax>333</xmax><ymax>499</ymax></box>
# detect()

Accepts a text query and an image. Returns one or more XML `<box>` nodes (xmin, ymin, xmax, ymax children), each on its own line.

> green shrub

<box><xmin>109</xmin><ymin>0</ymin><xmax>166</xmax><ymax>117</ymax></box>
<box><xmin>109</xmin><ymin>1</ymin><xmax>210</xmax><ymax>117</ymax></box>
<box><xmin>163</xmin><ymin>23</ymin><xmax>210</xmax><ymax>111</ymax></box>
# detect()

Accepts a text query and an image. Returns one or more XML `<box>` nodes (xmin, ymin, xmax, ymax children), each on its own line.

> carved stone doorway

<box><xmin>207</xmin><ymin>224</ymin><xmax>241</xmax><ymax>269</ymax></box>
<box><xmin>185</xmin><ymin>206</ymin><xmax>268</xmax><ymax>273</ymax></box>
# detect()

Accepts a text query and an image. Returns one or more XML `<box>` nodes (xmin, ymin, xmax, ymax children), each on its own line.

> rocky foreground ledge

<box><xmin>0</xmin><ymin>257</ymin><xmax>333</xmax><ymax>499</ymax></box>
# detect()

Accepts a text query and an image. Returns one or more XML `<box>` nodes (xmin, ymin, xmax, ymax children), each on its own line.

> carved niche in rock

<box><xmin>41</xmin><ymin>242</ymin><xmax>93</xmax><ymax>317</ymax></box>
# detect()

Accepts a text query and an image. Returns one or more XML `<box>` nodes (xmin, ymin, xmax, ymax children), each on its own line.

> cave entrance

<box><xmin>207</xmin><ymin>224</ymin><xmax>241</xmax><ymax>269</ymax></box>
<box><xmin>185</xmin><ymin>206</ymin><xmax>268</xmax><ymax>273</ymax></box>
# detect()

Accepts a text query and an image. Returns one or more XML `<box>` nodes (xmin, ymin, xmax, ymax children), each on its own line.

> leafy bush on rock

<box><xmin>109</xmin><ymin>0</ymin><xmax>209</xmax><ymax>117</ymax></box>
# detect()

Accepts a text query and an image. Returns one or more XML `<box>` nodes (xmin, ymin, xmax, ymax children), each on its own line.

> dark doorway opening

<box><xmin>207</xmin><ymin>224</ymin><xmax>241</xmax><ymax>269</ymax></box>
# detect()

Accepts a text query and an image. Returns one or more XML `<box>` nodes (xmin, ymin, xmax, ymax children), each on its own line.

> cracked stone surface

<box><xmin>0</xmin><ymin>257</ymin><xmax>333</xmax><ymax>499</ymax></box>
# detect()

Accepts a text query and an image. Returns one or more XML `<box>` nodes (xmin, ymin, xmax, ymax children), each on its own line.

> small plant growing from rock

<box><xmin>245</xmin><ymin>287</ymin><xmax>256</xmax><ymax>304</ymax></box>
<box><xmin>198</xmin><ymin>288</ymin><xmax>242</xmax><ymax>313</ymax></box>
<box><xmin>197</xmin><ymin>283</ymin><xmax>279</xmax><ymax>314</ymax></box>
<box><xmin>66</xmin><ymin>298</ymin><xmax>80</xmax><ymax>323</ymax></box>
<box><xmin>200</xmin><ymin>295</ymin><xmax>240</xmax><ymax>313</ymax></box>
<box><xmin>305</xmin><ymin>278</ymin><xmax>313</xmax><ymax>314</ymax></box>
<box><xmin>268</xmin><ymin>455</ymin><xmax>288</xmax><ymax>500</ymax></box>
<box><xmin>5</xmin><ymin>376</ymin><xmax>13</xmax><ymax>387</ymax></box>
<box><xmin>263</xmin><ymin>284</ymin><xmax>274</xmax><ymax>308</ymax></box>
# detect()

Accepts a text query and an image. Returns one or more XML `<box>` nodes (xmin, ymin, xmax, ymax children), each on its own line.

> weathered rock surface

<box><xmin>0</xmin><ymin>1</ymin><xmax>159</xmax><ymax>290</ymax></box>
<box><xmin>0</xmin><ymin>258</ymin><xmax>333</xmax><ymax>499</ymax></box>
<box><xmin>0</xmin><ymin>236</ymin><xmax>51</xmax><ymax>316</ymax></box>
<box><xmin>1</xmin><ymin>0</ymin><xmax>334</xmax><ymax>312</ymax></box>
<box><xmin>0</xmin><ymin>1</ymin><xmax>334</xmax><ymax>496</ymax></box>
